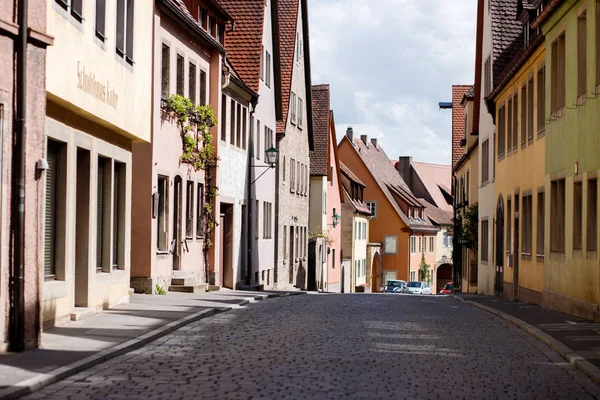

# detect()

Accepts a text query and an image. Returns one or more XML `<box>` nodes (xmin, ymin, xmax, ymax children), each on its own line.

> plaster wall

<box><xmin>326</xmin><ymin>136</ymin><xmax>342</xmax><ymax>289</ymax></box>
<box><xmin>494</xmin><ymin>45</ymin><xmax>546</xmax><ymax>302</ymax></box>
<box><xmin>541</xmin><ymin>0</ymin><xmax>600</xmax><ymax>317</ymax></box>
<box><xmin>250</xmin><ymin>0</ymin><xmax>277</xmax><ymax>289</ymax></box>
<box><xmin>46</xmin><ymin>0</ymin><xmax>152</xmax><ymax>142</ymax></box>
<box><xmin>275</xmin><ymin>3</ymin><xmax>310</xmax><ymax>290</ymax></box>
<box><xmin>337</xmin><ymin>139</ymin><xmax>410</xmax><ymax>291</ymax></box>
<box><xmin>477</xmin><ymin>0</ymin><xmax>497</xmax><ymax>296</ymax></box>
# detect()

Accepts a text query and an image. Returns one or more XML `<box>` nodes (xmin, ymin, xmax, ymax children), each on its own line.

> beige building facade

<box><xmin>43</xmin><ymin>0</ymin><xmax>152</xmax><ymax>325</ymax></box>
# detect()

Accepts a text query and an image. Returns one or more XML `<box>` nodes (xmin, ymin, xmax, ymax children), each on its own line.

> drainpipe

<box><xmin>11</xmin><ymin>0</ymin><xmax>28</xmax><ymax>352</ymax></box>
<box><xmin>246</xmin><ymin>100</ymin><xmax>257</xmax><ymax>287</ymax></box>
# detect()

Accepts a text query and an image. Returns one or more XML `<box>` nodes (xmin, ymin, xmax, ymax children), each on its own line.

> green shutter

<box><xmin>44</xmin><ymin>143</ymin><xmax>57</xmax><ymax>278</ymax></box>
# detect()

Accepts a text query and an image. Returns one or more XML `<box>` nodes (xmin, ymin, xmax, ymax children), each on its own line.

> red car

<box><xmin>439</xmin><ymin>282</ymin><xmax>453</xmax><ymax>294</ymax></box>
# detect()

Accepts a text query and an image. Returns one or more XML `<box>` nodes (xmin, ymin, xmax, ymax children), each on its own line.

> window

<box><xmin>522</xmin><ymin>195</ymin><xmax>533</xmax><ymax>256</ymax></box>
<box><xmin>290</xmin><ymin>159</ymin><xmax>295</xmax><ymax>192</ymax></box>
<box><xmin>527</xmin><ymin>78</ymin><xmax>534</xmax><ymax>141</ymax></box>
<box><xmin>256</xmin><ymin>120</ymin><xmax>261</xmax><ymax>160</ymax></box>
<box><xmin>176</xmin><ymin>54</ymin><xmax>184</xmax><ymax>96</ymax></box>
<box><xmin>186</xmin><ymin>181</ymin><xmax>194</xmax><ymax>238</ymax></box>
<box><xmin>265</xmin><ymin>51</ymin><xmax>271</xmax><ymax>88</ymax></box>
<box><xmin>384</xmin><ymin>236</ymin><xmax>397</xmax><ymax>254</ymax></box>
<box><xmin>242</xmin><ymin>107</ymin><xmax>247</xmax><ymax>150</ymax></box>
<box><xmin>264</xmin><ymin>126</ymin><xmax>273</xmax><ymax>161</ymax></box>
<box><xmin>296</xmin><ymin>162</ymin><xmax>300</xmax><ymax>193</ymax></box>
<box><xmin>45</xmin><ymin>140</ymin><xmax>66</xmax><ymax>278</ymax></box>
<box><xmin>574</xmin><ymin>181</ymin><xmax>583</xmax><ymax>251</ymax></box>
<box><xmin>588</xmin><ymin>179</ymin><xmax>598</xmax><ymax>252</ymax></box>
<box><xmin>112</xmin><ymin>162</ymin><xmax>125</xmax><ymax>269</ymax></box>
<box><xmin>161</xmin><ymin>44</ymin><xmax>170</xmax><ymax>98</ymax></box>
<box><xmin>95</xmin><ymin>0</ymin><xmax>106</xmax><ymax>39</ymax></box>
<box><xmin>199</xmin><ymin>8</ymin><xmax>207</xmax><ymax>29</ymax></box>
<box><xmin>56</xmin><ymin>0</ymin><xmax>83</xmax><ymax>21</ymax></box>
<box><xmin>157</xmin><ymin>176</ymin><xmax>169</xmax><ymax>251</ymax></box>
<box><xmin>410</xmin><ymin>237</ymin><xmax>415</xmax><ymax>253</ymax></box>
<box><xmin>188</xmin><ymin>63</ymin><xmax>196</xmax><ymax>103</ymax></box>
<box><xmin>236</xmin><ymin>103</ymin><xmax>242</xmax><ymax>148</ymax></box>
<box><xmin>429</xmin><ymin>237</ymin><xmax>434</xmax><ymax>253</ymax></box>
<box><xmin>209</xmin><ymin>16</ymin><xmax>215</xmax><ymax>37</ymax></box>
<box><xmin>255</xmin><ymin>200</ymin><xmax>260</xmax><ymax>239</ymax></box>
<box><xmin>484</xmin><ymin>56</ymin><xmax>491</xmax><ymax>97</ymax></box>
<box><xmin>367</xmin><ymin>201</ymin><xmax>376</xmax><ymax>218</ymax></box>
<box><xmin>200</xmin><ymin>70</ymin><xmax>207</xmax><ymax>106</ymax></box>
<box><xmin>260</xmin><ymin>45</ymin><xmax>265</xmax><ymax>81</ymax></box>
<box><xmin>291</xmin><ymin>92</ymin><xmax>297</xmax><ymax>124</ymax></box>
<box><xmin>481</xmin><ymin>220</ymin><xmax>489</xmax><ymax>261</ymax></box>
<box><xmin>230</xmin><ymin>99</ymin><xmax>236</xmax><ymax>145</ymax></box>
<box><xmin>263</xmin><ymin>202</ymin><xmax>272</xmax><ymax>239</ymax></box>
<box><xmin>551</xmin><ymin>33</ymin><xmax>566</xmax><ymax>112</ymax></box>
<box><xmin>97</xmin><ymin>157</ymin><xmax>108</xmax><ymax>272</ymax></box>
<box><xmin>196</xmin><ymin>183</ymin><xmax>204</xmax><ymax>238</ymax></box>
<box><xmin>298</xmin><ymin>98</ymin><xmax>303</xmax><ymax>128</ymax></box>
<box><xmin>512</xmin><ymin>91</ymin><xmax>518</xmax><ymax>152</ymax></box>
<box><xmin>507</xmin><ymin>198</ymin><xmax>512</xmax><ymax>254</ymax></box>
<box><xmin>537</xmin><ymin>66</ymin><xmax>545</xmax><ymax>133</ymax></box>
<box><xmin>220</xmin><ymin>94</ymin><xmax>227</xmax><ymax>141</ymax></box>
<box><xmin>283</xmin><ymin>156</ymin><xmax>286</xmax><ymax>182</ymax></box>
<box><xmin>550</xmin><ymin>179</ymin><xmax>565</xmax><ymax>253</ymax></box>
<box><xmin>507</xmin><ymin>98</ymin><xmax>513</xmax><ymax>153</ymax></box>
<box><xmin>536</xmin><ymin>191</ymin><xmax>545</xmax><ymax>258</ymax></box>
<box><xmin>596</xmin><ymin>1</ymin><xmax>600</xmax><ymax>85</ymax></box>
<box><xmin>578</xmin><ymin>13</ymin><xmax>587</xmax><ymax>98</ymax></box>
<box><xmin>418</xmin><ymin>237</ymin><xmax>422</xmax><ymax>254</ymax></box>
<box><xmin>498</xmin><ymin>105</ymin><xmax>506</xmax><ymax>157</ymax></box>
<box><xmin>482</xmin><ymin>139</ymin><xmax>489</xmax><ymax>183</ymax></box>
<box><xmin>521</xmin><ymin>85</ymin><xmax>527</xmax><ymax>147</ymax></box>
<box><xmin>116</xmin><ymin>0</ymin><xmax>135</xmax><ymax>63</ymax></box>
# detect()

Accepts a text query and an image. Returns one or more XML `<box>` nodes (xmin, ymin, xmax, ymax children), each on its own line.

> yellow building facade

<box><xmin>494</xmin><ymin>44</ymin><xmax>546</xmax><ymax>304</ymax></box>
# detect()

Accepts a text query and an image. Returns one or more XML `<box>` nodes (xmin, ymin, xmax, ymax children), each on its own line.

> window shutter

<box><xmin>125</xmin><ymin>0</ymin><xmax>135</xmax><ymax>62</ymax></box>
<box><xmin>97</xmin><ymin>159</ymin><xmax>105</xmax><ymax>272</ymax></box>
<box><xmin>112</xmin><ymin>164</ymin><xmax>120</xmax><ymax>268</ymax></box>
<box><xmin>95</xmin><ymin>0</ymin><xmax>106</xmax><ymax>39</ymax></box>
<box><xmin>45</xmin><ymin>144</ymin><xmax>58</xmax><ymax>278</ymax></box>
<box><xmin>116</xmin><ymin>0</ymin><xmax>126</xmax><ymax>56</ymax></box>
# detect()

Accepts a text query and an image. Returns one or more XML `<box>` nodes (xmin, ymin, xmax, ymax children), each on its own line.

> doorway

<box><xmin>495</xmin><ymin>197</ymin><xmax>504</xmax><ymax>298</ymax></box>
<box><xmin>172</xmin><ymin>176</ymin><xmax>182</xmax><ymax>271</ymax></box>
<box><xmin>289</xmin><ymin>226</ymin><xmax>295</xmax><ymax>285</ymax></box>
<box><xmin>513</xmin><ymin>194</ymin><xmax>520</xmax><ymax>300</ymax></box>
<box><xmin>75</xmin><ymin>149</ymin><xmax>90</xmax><ymax>307</ymax></box>
<box><xmin>220</xmin><ymin>203</ymin><xmax>234</xmax><ymax>288</ymax></box>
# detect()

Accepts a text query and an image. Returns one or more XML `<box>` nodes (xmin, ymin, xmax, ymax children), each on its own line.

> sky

<box><xmin>308</xmin><ymin>0</ymin><xmax>476</xmax><ymax>165</ymax></box>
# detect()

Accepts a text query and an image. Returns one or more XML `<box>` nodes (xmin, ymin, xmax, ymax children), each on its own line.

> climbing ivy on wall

<box><xmin>161</xmin><ymin>94</ymin><xmax>218</xmax><ymax>283</ymax></box>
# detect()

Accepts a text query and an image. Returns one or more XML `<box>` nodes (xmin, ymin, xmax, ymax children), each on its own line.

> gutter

<box><xmin>11</xmin><ymin>0</ymin><xmax>28</xmax><ymax>352</ymax></box>
<box><xmin>157</xmin><ymin>0</ymin><xmax>226</xmax><ymax>55</ymax></box>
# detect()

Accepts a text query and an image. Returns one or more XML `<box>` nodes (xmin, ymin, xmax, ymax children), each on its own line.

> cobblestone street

<box><xmin>24</xmin><ymin>294</ymin><xmax>600</xmax><ymax>400</ymax></box>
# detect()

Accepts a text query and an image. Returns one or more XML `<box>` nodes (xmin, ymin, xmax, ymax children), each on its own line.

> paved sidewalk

<box><xmin>453</xmin><ymin>293</ymin><xmax>600</xmax><ymax>385</ymax></box>
<box><xmin>0</xmin><ymin>289</ymin><xmax>304</xmax><ymax>399</ymax></box>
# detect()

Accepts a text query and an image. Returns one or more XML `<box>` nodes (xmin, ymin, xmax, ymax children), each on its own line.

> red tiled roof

<box><xmin>451</xmin><ymin>85</ymin><xmax>471</xmax><ymax>170</ymax></box>
<box><xmin>344</xmin><ymin>136</ymin><xmax>437</xmax><ymax>233</ymax></box>
<box><xmin>276</xmin><ymin>0</ymin><xmax>300</xmax><ymax>135</ymax></box>
<box><xmin>220</xmin><ymin>0</ymin><xmax>266</xmax><ymax>92</ymax></box>
<box><xmin>340</xmin><ymin>162</ymin><xmax>365</xmax><ymax>187</ymax></box>
<box><xmin>420</xmin><ymin>199</ymin><xmax>453</xmax><ymax>226</ymax></box>
<box><xmin>310</xmin><ymin>84</ymin><xmax>330</xmax><ymax>176</ymax></box>
<box><xmin>343</xmin><ymin>187</ymin><xmax>371</xmax><ymax>215</ymax></box>
<box><xmin>490</xmin><ymin>0</ymin><xmax>523</xmax><ymax>84</ymax></box>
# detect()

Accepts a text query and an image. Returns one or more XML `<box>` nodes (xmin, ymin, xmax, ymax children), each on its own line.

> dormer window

<box><xmin>199</xmin><ymin>8</ymin><xmax>208</xmax><ymax>30</ymax></box>
<box><xmin>524</xmin><ymin>23</ymin><xmax>530</xmax><ymax>46</ymax></box>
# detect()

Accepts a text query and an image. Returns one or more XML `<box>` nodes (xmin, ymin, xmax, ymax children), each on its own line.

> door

<box><xmin>495</xmin><ymin>198</ymin><xmax>505</xmax><ymax>298</ymax></box>
<box><xmin>289</xmin><ymin>226</ymin><xmax>295</xmax><ymax>285</ymax></box>
<box><xmin>221</xmin><ymin>204</ymin><xmax>234</xmax><ymax>288</ymax></box>
<box><xmin>219</xmin><ymin>213</ymin><xmax>225</xmax><ymax>286</ymax></box>
<box><xmin>513</xmin><ymin>195</ymin><xmax>520</xmax><ymax>300</ymax></box>
<box><xmin>75</xmin><ymin>149</ymin><xmax>90</xmax><ymax>307</ymax></box>
<box><xmin>172</xmin><ymin>176</ymin><xmax>182</xmax><ymax>271</ymax></box>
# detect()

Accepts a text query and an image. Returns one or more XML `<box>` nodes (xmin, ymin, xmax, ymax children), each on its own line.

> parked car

<box><xmin>405</xmin><ymin>281</ymin><xmax>432</xmax><ymax>295</ymax></box>
<box><xmin>380</xmin><ymin>280</ymin><xmax>406</xmax><ymax>293</ymax></box>
<box><xmin>439</xmin><ymin>282</ymin><xmax>453</xmax><ymax>294</ymax></box>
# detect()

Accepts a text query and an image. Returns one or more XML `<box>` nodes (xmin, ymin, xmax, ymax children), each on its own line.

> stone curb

<box><xmin>0</xmin><ymin>292</ymin><xmax>300</xmax><ymax>400</ymax></box>
<box><xmin>451</xmin><ymin>295</ymin><xmax>600</xmax><ymax>386</ymax></box>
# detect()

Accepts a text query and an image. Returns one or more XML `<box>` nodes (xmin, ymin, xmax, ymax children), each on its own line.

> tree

<box><xmin>418</xmin><ymin>254</ymin><xmax>431</xmax><ymax>284</ymax></box>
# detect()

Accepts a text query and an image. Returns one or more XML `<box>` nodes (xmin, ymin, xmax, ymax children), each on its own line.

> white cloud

<box><xmin>309</xmin><ymin>0</ymin><xmax>476</xmax><ymax>165</ymax></box>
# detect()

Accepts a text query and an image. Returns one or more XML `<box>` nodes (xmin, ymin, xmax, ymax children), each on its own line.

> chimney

<box><xmin>397</xmin><ymin>156</ymin><xmax>412</xmax><ymax>187</ymax></box>
<box><xmin>360</xmin><ymin>135</ymin><xmax>368</xmax><ymax>146</ymax></box>
<box><xmin>371</xmin><ymin>138</ymin><xmax>378</xmax><ymax>148</ymax></box>
<box><xmin>346</xmin><ymin>127</ymin><xmax>354</xmax><ymax>141</ymax></box>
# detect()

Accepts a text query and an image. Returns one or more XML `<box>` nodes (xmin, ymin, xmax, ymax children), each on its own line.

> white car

<box><xmin>405</xmin><ymin>281</ymin><xmax>432</xmax><ymax>295</ymax></box>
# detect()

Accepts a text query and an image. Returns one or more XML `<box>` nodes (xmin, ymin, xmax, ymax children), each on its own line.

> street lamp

<box><xmin>331</xmin><ymin>213</ymin><xmax>341</xmax><ymax>228</ymax></box>
<box><xmin>246</xmin><ymin>144</ymin><xmax>279</xmax><ymax>286</ymax></box>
